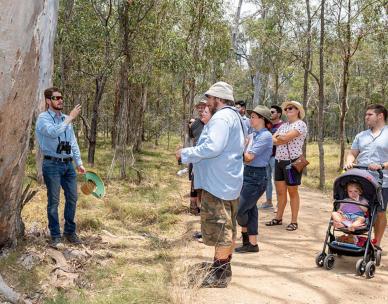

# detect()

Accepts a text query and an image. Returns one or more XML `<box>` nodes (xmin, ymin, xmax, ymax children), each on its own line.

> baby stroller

<box><xmin>315</xmin><ymin>166</ymin><xmax>384</xmax><ymax>279</ymax></box>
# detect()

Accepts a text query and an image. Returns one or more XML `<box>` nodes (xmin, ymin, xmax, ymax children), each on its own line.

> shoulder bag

<box><xmin>286</xmin><ymin>142</ymin><xmax>309</xmax><ymax>173</ymax></box>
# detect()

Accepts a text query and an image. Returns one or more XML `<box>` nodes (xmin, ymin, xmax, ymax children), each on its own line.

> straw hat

<box><xmin>247</xmin><ymin>105</ymin><xmax>272</xmax><ymax>122</ymax></box>
<box><xmin>205</xmin><ymin>81</ymin><xmax>234</xmax><ymax>101</ymax></box>
<box><xmin>281</xmin><ymin>100</ymin><xmax>305</xmax><ymax>119</ymax></box>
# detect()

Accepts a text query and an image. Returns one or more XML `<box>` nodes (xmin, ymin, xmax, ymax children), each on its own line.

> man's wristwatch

<box><xmin>381</xmin><ymin>163</ymin><xmax>385</xmax><ymax>170</ymax></box>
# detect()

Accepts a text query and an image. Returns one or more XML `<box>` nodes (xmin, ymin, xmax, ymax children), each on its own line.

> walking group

<box><xmin>176</xmin><ymin>81</ymin><xmax>388</xmax><ymax>288</ymax></box>
<box><xmin>33</xmin><ymin>84</ymin><xmax>387</xmax><ymax>287</ymax></box>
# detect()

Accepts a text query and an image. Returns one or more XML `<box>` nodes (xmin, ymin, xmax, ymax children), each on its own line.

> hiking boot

<box><xmin>201</xmin><ymin>263</ymin><xmax>232</xmax><ymax>288</ymax></box>
<box><xmin>235</xmin><ymin>243</ymin><xmax>259</xmax><ymax>253</ymax></box>
<box><xmin>63</xmin><ymin>233</ymin><xmax>83</xmax><ymax>244</ymax></box>
<box><xmin>49</xmin><ymin>237</ymin><xmax>62</xmax><ymax>248</ymax></box>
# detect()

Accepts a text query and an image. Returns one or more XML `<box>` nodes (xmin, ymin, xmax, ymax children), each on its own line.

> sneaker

<box><xmin>49</xmin><ymin>237</ymin><xmax>62</xmax><ymax>248</ymax></box>
<box><xmin>63</xmin><ymin>233</ymin><xmax>83</xmax><ymax>244</ymax></box>
<box><xmin>259</xmin><ymin>201</ymin><xmax>273</xmax><ymax>209</ymax></box>
<box><xmin>235</xmin><ymin>243</ymin><xmax>259</xmax><ymax>253</ymax></box>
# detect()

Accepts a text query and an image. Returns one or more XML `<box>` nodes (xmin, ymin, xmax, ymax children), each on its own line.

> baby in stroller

<box><xmin>332</xmin><ymin>181</ymin><xmax>369</xmax><ymax>231</ymax></box>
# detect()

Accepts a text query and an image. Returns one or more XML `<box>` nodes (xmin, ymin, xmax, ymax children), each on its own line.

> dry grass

<box><xmin>302</xmin><ymin>141</ymin><xmax>348</xmax><ymax>191</ymax></box>
<box><xmin>0</xmin><ymin>136</ymin><xmax>195</xmax><ymax>304</ymax></box>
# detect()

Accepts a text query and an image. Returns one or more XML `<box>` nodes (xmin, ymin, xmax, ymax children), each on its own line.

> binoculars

<box><xmin>56</xmin><ymin>141</ymin><xmax>71</xmax><ymax>154</ymax></box>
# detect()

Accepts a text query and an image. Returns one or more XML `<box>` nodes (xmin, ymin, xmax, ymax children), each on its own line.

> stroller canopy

<box><xmin>333</xmin><ymin>168</ymin><xmax>382</xmax><ymax>204</ymax></box>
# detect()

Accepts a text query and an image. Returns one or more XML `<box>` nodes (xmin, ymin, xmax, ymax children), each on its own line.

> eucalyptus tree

<box><xmin>327</xmin><ymin>0</ymin><xmax>385</xmax><ymax>169</ymax></box>
<box><xmin>54</xmin><ymin>0</ymin><xmax>119</xmax><ymax>166</ymax></box>
<box><xmin>0</xmin><ymin>0</ymin><xmax>58</xmax><ymax>248</ymax></box>
<box><xmin>155</xmin><ymin>0</ymin><xmax>230</xmax><ymax>145</ymax></box>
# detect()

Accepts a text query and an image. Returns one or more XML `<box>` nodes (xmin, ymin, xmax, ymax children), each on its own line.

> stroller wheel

<box><xmin>365</xmin><ymin>261</ymin><xmax>376</xmax><ymax>279</ymax></box>
<box><xmin>315</xmin><ymin>252</ymin><xmax>326</xmax><ymax>267</ymax></box>
<box><xmin>323</xmin><ymin>254</ymin><xmax>335</xmax><ymax>270</ymax></box>
<box><xmin>376</xmin><ymin>250</ymin><xmax>382</xmax><ymax>267</ymax></box>
<box><xmin>356</xmin><ymin>259</ymin><xmax>366</xmax><ymax>276</ymax></box>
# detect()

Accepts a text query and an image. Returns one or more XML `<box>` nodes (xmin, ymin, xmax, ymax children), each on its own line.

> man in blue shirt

<box><xmin>345</xmin><ymin>104</ymin><xmax>388</xmax><ymax>249</ymax></box>
<box><xmin>36</xmin><ymin>87</ymin><xmax>85</xmax><ymax>247</ymax></box>
<box><xmin>176</xmin><ymin>81</ymin><xmax>245</xmax><ymax>288</ymax></box>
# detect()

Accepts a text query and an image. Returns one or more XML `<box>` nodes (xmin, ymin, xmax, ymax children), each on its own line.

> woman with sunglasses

<box><xmin>235</xmin><ymin>105</ymin><xmax>273</xmax><ymax>253</ymax></box>
<box><xmin>265</xmin><ymin>101</ymin><xmax>307</xmax><ymax>231</ymax></box>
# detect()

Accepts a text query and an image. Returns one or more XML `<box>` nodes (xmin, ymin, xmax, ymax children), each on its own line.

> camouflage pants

<box><xmin>200</xmin><ymin>190</ymin><xmax>239</xmax><ymax>247</ymax></box>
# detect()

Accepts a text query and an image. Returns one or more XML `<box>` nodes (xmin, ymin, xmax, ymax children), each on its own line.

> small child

<box><xmin>332</xmin><ymin>181</ymin><xmax>369</xmax><ymax>231</ymax></box>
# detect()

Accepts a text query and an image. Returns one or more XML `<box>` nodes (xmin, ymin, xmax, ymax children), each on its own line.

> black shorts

<box><xmin>377</xmin><ymin>187</ymin><xmax>388</xmax><ymax>212</ymax></box>
<box><xmin>274</xmin><ymin>159</ymin><xmax>302</xmax><ymax>186</ymax></box>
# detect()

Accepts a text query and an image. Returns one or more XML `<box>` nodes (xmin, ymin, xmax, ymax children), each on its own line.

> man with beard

<box><xmin>176</xmin><ymin>81</ymin><xmax>245</xmax><ymax>287</ymax></box>
<box><xmin>36</xmin><ymin>87</ymin><xmax>85</xmax><ymax>248</ymax></box>
<box><xmin>345</xmin><ymin>104</ymin><xmax>388</xmax><ymax>249</ymax></box>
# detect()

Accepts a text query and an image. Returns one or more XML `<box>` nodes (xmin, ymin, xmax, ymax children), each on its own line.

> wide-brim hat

<box><xmin>204</xmin><ymin>81</ymin><xmax>234</xmax><ymax>102</ymax></box>
<box><xmin>194</xmin><ymin>99</ymin><xmax>207</xmax><ymax>108</ymax></box>
<box><xmin>81</xmin><ymin>171</ymin><xmax>105</xmax><ymax>199</ymax></box>
<box><xmin>247</xmin><ymin>105</ymin><xmax>272</xmax><ymax>122</ymax></box>
<box><xmin>281</xmin><ymin>100</ymin><xmax>305</xmax><ymax>119</ymax></box>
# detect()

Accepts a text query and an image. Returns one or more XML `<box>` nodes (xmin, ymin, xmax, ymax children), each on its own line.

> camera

<box><xmin>56</xmin><ymin>141</ymin><xmax>71</xmax><ymax>154</ymax></box>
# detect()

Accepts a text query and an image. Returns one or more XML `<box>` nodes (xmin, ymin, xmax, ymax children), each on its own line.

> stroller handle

<box><xmin>351</xmin><ymin>165</ymin><xmax>384</xmax><ymax>180</ymax></box>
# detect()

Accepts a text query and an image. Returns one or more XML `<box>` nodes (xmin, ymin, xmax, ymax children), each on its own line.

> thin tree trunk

<box><xmin>338</xmin><ymin>0</ymin><xmax>351</xmax><ymax>170</ymax></box>
<box><xmin>302</xmin><ymin>0</ymin><xmax>312</xmax><ymax>176</ymax></box>
<box><xmin>88</xmin><ymin>75</ymin><xmax>107</xmax><ymax>165</ymax></box>
<box><xmin>317</xmin><ymin>0</ymin><xmax>326</xmax><ymax>190</ymax></box>
<box><xmin>115</xmin><ymin>1</ymin><xmax>130</xmax><ymax>178</ymax></box>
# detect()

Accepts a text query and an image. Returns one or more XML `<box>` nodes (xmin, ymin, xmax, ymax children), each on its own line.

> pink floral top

<box><xmin>275</xmin><ymin>120</ymin><xmax>307</xmax><ymax>160</ymax></box>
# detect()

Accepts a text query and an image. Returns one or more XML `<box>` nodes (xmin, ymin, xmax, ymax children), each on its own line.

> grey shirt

<box><xmin>351</xmin><ymin>125</ymin><xmax>388</xmax><ymax>187</ymax></box>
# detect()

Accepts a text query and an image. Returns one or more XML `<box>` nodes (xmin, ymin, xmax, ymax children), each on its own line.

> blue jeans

<box><xmin>42</xmin><ymin>159</ymin><xmax>78</xmax><ymax>238</ymax></box>
<box><xmin>237</xmin><ymin>166</ymin><xmax>267</xmax><ymax>235</ymax></box>
<box><xmin>265</xmin><ymin>156</ymin><xmax>275</xmax><ymax>201</ymax></box>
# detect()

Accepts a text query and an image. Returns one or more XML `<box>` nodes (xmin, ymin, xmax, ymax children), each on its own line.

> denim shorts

<box><xmin>343</xmin><ymin>212</ymin><xmax>365</xmax><ymax>222</ymax></box>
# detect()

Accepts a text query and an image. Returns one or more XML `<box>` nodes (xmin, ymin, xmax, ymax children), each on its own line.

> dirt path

<box><xmin>180</xmin><ymin>186</ymin><xmax>388</xmax><ymax>304</ymax></box>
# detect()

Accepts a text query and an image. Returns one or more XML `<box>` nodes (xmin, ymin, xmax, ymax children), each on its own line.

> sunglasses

<box><xmin>51</xmin><ymin>96</ymin><xmax>63</xmax><ymax>101</ymax></box>
<box><xmin>285</xmin><ymin>106</ymin><xmax>296</xmax><ymax>111</ymax></box>
<box><xmin>270</xmin><ymin>110</ymin><xmax>277</xmax><ymax>114</ymax></box>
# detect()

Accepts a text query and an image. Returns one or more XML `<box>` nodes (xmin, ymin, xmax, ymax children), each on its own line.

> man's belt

<box><xmin>44</xmin><ymin>155</ymin><xmax>73</xmax><ymax>163</ymax></box>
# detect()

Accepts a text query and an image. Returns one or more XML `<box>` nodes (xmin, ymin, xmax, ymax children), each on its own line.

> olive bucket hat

<box><xmin>81</xmin><ymin>171</ymin><xmax>105</xmax><ymax>199</ymax></box>
<box><xmin>246</xmin><ymin>105</ymin><xmax>272</xmax><ymax>122</ymax></box>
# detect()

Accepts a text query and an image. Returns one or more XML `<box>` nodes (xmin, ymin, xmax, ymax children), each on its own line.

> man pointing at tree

<box><xmin>36</xmin><ymin>87</ymin><xmax>86</xmax><ymax>248</ymax></box>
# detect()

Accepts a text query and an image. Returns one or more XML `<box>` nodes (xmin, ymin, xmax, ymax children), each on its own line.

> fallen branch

<box><xmin>0</xmin><ymin>273</ymin><xmax>31</xmax><ymax>304</ymax></box>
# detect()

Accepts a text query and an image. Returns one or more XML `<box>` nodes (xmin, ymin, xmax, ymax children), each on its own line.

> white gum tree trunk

<box><xmin>0</xmin><ymin>0</ymin><xmax>58</xmax><ymax>248</ymax></box>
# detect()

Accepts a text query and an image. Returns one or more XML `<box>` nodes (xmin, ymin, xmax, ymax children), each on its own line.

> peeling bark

<box><xmin>0</xmin><ymin>0</ymin><xmax>58</xmax><ymax>248</ymax></box>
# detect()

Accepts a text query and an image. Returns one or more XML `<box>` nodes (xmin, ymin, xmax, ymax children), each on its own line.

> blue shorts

<box><xmin>343</xmin><ymin>212</ymin><xmax>364</xmax><ymax>222</ymax></box>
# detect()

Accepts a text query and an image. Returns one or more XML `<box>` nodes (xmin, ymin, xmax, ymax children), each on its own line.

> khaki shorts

<box><xmin>200</xmin><ymin>190</ymin><xmax>239</xmax><ymax>247</ymax></box>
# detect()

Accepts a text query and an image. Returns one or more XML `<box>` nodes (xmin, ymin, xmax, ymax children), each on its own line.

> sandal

<box><xmin>286</xmin><ymin>223</ymin><xmax>298</xmax><ymax>231</ymax></box>
<box><xmin>265</xmin><ymin>219</ymin><xmax>282</xmax><ymax>226</ymax></box>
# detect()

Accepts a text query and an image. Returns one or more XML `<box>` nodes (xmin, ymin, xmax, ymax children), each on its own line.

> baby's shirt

<box><xmin>340</xmin><ymin>197</ymin><xmax>369</xmax><ymax>215</ymax></box>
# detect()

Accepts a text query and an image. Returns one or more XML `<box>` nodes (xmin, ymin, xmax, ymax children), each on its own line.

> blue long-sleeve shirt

<box><xmin>181</xmin><ymin>106</ymin><xmax>245</xmax><ymax>200</ymax></box>
<box><xmin>36</xmin><ymin>109</ymin><xmax>83</xmax><ymax>166</ymax></box>
<box><xmin>246</xmin><ymin>128</ymin><xmax>273</xmax><ymax>167</ymax></box>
